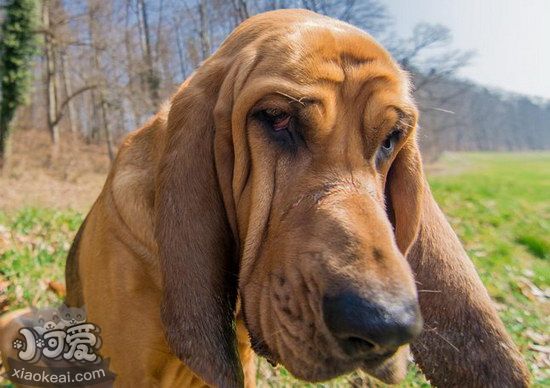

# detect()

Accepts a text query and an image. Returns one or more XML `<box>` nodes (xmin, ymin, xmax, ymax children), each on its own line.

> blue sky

<box><xmin>385</xmin><ymin>0</ymin><xmax>550</xmax><ymax>99</ymax></box>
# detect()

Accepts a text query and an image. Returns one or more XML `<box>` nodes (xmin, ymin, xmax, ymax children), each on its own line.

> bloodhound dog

<box><xmin>65</xmin><ymin>9</ymin><xmax>529</xmax><ymax>388</ymax></box>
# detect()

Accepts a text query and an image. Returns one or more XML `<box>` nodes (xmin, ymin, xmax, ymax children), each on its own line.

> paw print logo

<box><xmin>12</xmin><ymin>339</ymin><xmax>23</xmax><ymax>350</ymax></box>
<box><xmin>36</xmin><ymin>338</ymin><xmax>45</xmax><ymax>348</ymax></box>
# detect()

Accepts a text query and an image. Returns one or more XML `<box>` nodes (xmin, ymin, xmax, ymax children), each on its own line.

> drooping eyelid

<box><xmin>250</xmin><ymin>92</ymin><xmax>322</xmax><ymax>117</ymax></box>
<box><xmin>251</xmin><ymin>100</ymin><xmax>291</xmax><ymax>117</ymax></box>
<box><xmin>392</xmin><ymin>106</ymin><xmax>416</xmax><ymax>134</ymax></box>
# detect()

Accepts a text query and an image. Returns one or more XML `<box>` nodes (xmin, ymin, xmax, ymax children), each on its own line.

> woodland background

<box><xmin>1</xmin><ymin>0</ymin><xmax>550</xmax><ymax>165</ymax></box>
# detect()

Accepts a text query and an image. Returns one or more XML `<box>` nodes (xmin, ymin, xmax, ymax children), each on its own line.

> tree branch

<box><xmin>53</xmin><ymin>85</ymin><xmax>96</xmax><ymax>127</ymax></box>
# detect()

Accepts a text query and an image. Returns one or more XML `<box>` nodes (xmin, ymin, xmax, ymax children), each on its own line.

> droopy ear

<box><xmin>154</xmin><ymin>75</ymin><xmax>242</xmax><ymax>387</ymax></box>
<box><xmin>386</xmin><ymin>140</ymin><xmax>424</xmax><ymax>255</ymax></box>
<box><xmin>408</xmin><ymin>184</ymin><xmax>530</xmax><ymax>386</ymax></box>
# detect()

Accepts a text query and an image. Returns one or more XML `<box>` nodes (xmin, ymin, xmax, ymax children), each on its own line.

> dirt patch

<box><xmin>0</xmin><ymin>130</ymin><xmax>112</xmax><ymax>213</ymax></box>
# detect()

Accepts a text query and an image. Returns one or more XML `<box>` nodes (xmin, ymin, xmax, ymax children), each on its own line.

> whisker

<box><xmin>424</xmin><ymin>106</ymin><xmax>455</xmax><ymax>114</ymax></box>
<box><xmin>275</xmin><ymin>91</ymin><xmax>307</xmax><ymax>106</ymax></box>
<box><xmin>424</xmin><ymin>325</ymin><xmax>460</xmax><ymax>352</ymax></box>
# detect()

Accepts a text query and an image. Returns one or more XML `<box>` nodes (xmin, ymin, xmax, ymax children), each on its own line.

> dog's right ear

<box><xmin>408</xmin><ymin>185</ymin><xmax>530</xmax><ymax>386</ymax></box>
<box><xmin>154</xmin><ymin>68</ymin><xmax>242</xmax><ymax>387</ymax></box>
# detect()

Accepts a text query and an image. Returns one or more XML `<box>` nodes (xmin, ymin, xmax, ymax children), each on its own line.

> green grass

<box><xmin>1</xmin><ymin>152</ymin><xmax>549</xmax><ymax>387</ymax></box>
<box><xmin>427</xmin><ymin>153</ymin><xmax>550</xmax><ymax>387</ymax></box>
<box><xmin>516</xmin><ymin>234</ymin><xmax>550</xmax><ymax>260</ymax></box>
<box><xmin>0</xmin><ymin>208</ymin><xmax>83</xmax><ymax>309</ymax></box>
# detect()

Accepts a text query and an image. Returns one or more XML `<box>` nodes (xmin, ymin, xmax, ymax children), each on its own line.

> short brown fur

<box><xmin>62</xmin><ymin>9</ymin><xmax>529</xmax><ymax>388</ymax></box>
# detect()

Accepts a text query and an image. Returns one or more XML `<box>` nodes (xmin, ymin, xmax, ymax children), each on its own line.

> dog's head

<box><xmin>155</xmin><ymin>9</ymin><xmax>424</xmax><ymax>386</ymax></box>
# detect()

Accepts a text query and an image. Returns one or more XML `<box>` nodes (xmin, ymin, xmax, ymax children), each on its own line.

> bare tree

<box><xmin>42</xmin><ymin>0</ymin><xmax>59</xmax><ymax>144</ymax></box>
<box><xmin>232</xmin><ymin>0</ymin><xmax>250</xmax><ymax>23</ymax></box>
<box><xmin>59</xmin><ymin>51</ymin><xmax>77</xmax><ymax>133</ymax></box>
<box><xmin>198</xmin><ymin>0</ymin><xmax>211</xmax><ymax>59</ymax></box>
<box><xmin>5</xmin><ymin>0</ymin><xmax>546</xmax><ymax>167</ymax></box>
<box><xmin>40</xmin><ymin>0</ymin><xmax>96</xmax><ymax>145</ymax></box>
<box><xmin>87</xmin><ymin>0</ymin><xmax>114</xmax><ymax>160</ymax></box>
<box><xmin>136</xmin><ymin>0</ymin><xmax>160</xmax><ymax>107</ymax></box>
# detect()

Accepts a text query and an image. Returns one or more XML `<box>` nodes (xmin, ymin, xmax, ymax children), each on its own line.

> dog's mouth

<box><xmin>248</xmin><ymin>329</ymin><xmax>278</xmax><ymax>366</ymax></box>
<box><xmin>241</xmin><ymin>302</ymin><xmax>281</xmax><ymax>366</ymax></box>
<box><xmin>241</xmin><ymin>277</ymin><xmax>414</xmax><ymax>383</ymax></box>
<box><xmin>246</xmin><ymin>322</ymin><xmax>410</xmax><ymax>384</ymax></box>
<box><xmin>240</xmin><ymin>249</ymin><xmax>418</xmax><ymax>384</ymax></box>
<box><xmin>360</xmin><ymin>346</ymin><xmax>410</xmax><ymax>384</ymax></box>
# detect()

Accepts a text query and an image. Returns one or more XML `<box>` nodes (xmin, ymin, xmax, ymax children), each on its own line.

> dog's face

<box><xmin>157</xmin><ymin>10</ymin><xmax>425</xmax><ymax>386</ymax></box>
<box><xmin>227</xmin><ymin>15</ymin><xmax>423</xmax><ymax>383</ymax></box>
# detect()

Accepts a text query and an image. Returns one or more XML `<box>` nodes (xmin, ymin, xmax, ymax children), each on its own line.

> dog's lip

<box><xmin>360</xmin><ymin>347</ymin><xmax>409</xmax><ymax>384</ymax></box>
<box><xmin>251</xmin><ymin>330</ymin><xmax>397</xmax><ymax>375</ymax></box>
<box><xmin>361</xmin><ymin>351</ymin><xmax>395</xmax><ymax>367</ymax></box>
<box><xmin>246</xmin><ymin>326</ymin><xmax>280</xmax><ymax>366</ymax></box>
<box><xmin>255</xmin><ymin>340</ymin><xmax>403</xmax><ymax>383</ymax></box>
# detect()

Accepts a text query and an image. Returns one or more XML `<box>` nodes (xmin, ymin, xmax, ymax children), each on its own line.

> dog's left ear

<box><xmin>386</xmin><ymin>140</ymin><xmax>424</xmax><ymax>255</ymax></box>
<box><xmin>154</xmin><ymin>67</ymin><xmax>242</xmax><ymax>387</ymax></box>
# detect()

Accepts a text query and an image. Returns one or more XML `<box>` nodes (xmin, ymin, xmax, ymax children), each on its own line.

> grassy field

<box><xmin>1</xmin><ymin>152</ymin><xmax>549</xmax><ymax>387</ymax></box>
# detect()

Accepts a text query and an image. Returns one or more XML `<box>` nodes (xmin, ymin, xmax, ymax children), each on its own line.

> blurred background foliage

<box><xmin>0</xmin><ymin>0</ymin><xmax>549</xmax><ymax>167</ymax></box>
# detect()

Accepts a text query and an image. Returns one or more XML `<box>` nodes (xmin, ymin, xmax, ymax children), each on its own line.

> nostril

<box><xmin>348</xmin><ymin>336</ymin><xmax>375</xmax><ymax>348</ymax></box>
<box><xmin>344</xmin><ymin>336</ymin><xmax>376</xmax><ymax>354</ymax></box>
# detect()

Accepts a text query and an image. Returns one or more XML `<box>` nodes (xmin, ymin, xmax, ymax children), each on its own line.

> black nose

<box><xmin>323</xmin><ymin>292</ymin><xmax>422</xmax><ymax>354</ymax></box>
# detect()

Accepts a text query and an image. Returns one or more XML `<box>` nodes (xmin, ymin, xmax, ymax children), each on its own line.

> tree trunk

<box><xmin>0</xmin><ymin>104</ymin><xmax>13</xmax><ymax>170</ymax></box>
<box><xmin>137</xmin><ymin>0</ymin><xmax>160</xmax><ymax>107</ymax></box>
<box><xmin>124</xmin><ymin>0</ymin><xmax>141</xmax><ymax>128</ymax></box>
<box><xmin>174</xmin><ymin>20</ymin><xmax>186</xmax><ymax>80</ymax></box>
<box><xmin>232</xmin><ymin>0</ymin><xmax>250</xmax><ymax>23</ymax></box>
<box><xmin>0</xmin><ymin>117</ymin><xmax>9</xmax><ymax>171</ymax></box>
<box><xmin>89</xmin><ymin>90</ymin><xmax>100</xmax><ymax>142</ymax></box>
<box><xmin>60</xmin><ymin>52</ymin><xmax>77</xmax><ymax>134</ymax></box>
<box><xmin>98</xmin><ymin>88</ymin><xmax>115</xmax><ymax>161</ymax></box>
<box><xmin>87</xmin><ymin>0</ymin><xmax>115</xmax><ymax>161</ymax></box>
<box><xmin>43</xmin><ymin>0</ymin><xmax>60</xmax><ymax>145</ymax></box>
<box><xmin>198</xmin><ymin>0</ymin><xmax>211</xmax><ymax>60</ymax></box>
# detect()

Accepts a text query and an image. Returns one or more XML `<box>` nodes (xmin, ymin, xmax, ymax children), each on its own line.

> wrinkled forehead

<box><xmin>209</xmin><ymin>11</ymin><xmax>417</xmax><ymax>131</ymax></box>
<box><xmin>221</xmin><ymin>13</ymin><xmax>411</xmax><ymax>109</ymax></box>
<box><xmin>258</xmin><ymin>23</ymin><xmax>397</xmax><ymax>84</ymax></box>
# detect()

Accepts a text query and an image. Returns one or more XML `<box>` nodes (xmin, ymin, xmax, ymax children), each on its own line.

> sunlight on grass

<box><xmin>429</xmin><ymin>152</ymin><xmax>549</xmax><ymax>387</ymax></box>
<box><xmin>1</xmin><ymin>152</ymin><xmax>549</xmax><ymax>387</ymax></box>
<box><xmin>0</xmin><ymin>208</ymin><xmax>83</xmax><ymax>309</ymax></box>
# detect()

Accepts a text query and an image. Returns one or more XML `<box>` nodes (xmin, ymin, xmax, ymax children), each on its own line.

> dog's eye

<box><xmin>381</xmin><ymin>131</ymin><xmax>400</xmax><ymax>153</ymax></box>
<box><xmin>376</xmin><ymin>130</ymin><xmax>402</xmax><ymax>167</ymax></box>
<box><xmin>258</xmin><ymin>108</ymin><xmax>291</xmax><ymax>132</ymax></box>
